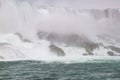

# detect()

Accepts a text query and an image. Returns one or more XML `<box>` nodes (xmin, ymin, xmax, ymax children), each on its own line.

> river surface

<box><xmin>0</xmin><ymin>60</ymin><xmax>120</xmax><ymax>80</ymax></box>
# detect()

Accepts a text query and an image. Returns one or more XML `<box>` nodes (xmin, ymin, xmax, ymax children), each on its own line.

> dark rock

<box><xmin>37</xmin><ymin>30</ymin><xmax>99</xmax><ymax>56</ymax></box>
<box><xmin>109</xmin><ymin>46</ymin><xmax>120</xmax><ymax>53</ymax></box>
<box><xmin>83</xmin><ymin>53</ymin><xmax>88</xmax><ymax>56</ymax></box>
<box><xmin>0</xmin><ymin>43</ymin><xmax>10</xmax><ymax>46</ymax></box>
<box><xmin>37</xmin><ymin>30</ymin><xmax>99</xmax><ymax>50</ymax></box>
<box><xmin>0</xmin><ymin>56</ymin><xmax>4</xmax><ymax>59</ymax></box>
<box><xmin>15</xmin><ymin>33</ymin><xmax>31</xmax><ymax>42</ymax></box>
<box><xmin>107</xmin><ymin>51</ymin><xmax>115</xmax><ymax>56</ymax></box>
<box><xmin>15</xmin><ymin>33</ymin><xmax>23</xmax><ymax>40</ymax></box>
<box><xmin>65</xmin><ymin>34</ymin><xmax>91</xmax><ymax>47</ymax></box>
<box><xmin>85</xmin><ymin>49</ymin><xmax>94</xmax><ymax>55</ymax></box>
<box><xmin>23</xmin><ymin>39</ymin><xmax>31</xmax><ymax>43</ymax></box>
<box><xmin>37</xmin><ymin>30</ymin><xmax>48</xmax><ymax>39</ymax></box>
<box><xmin>49</xmin><ymin>44</ymin><xmax>65</xmax><ymax>56</ymax></box>
<box><xmin>85</xmin><ymin>43</ymin><xmax>99</xmax><ymax>55</ymax></box>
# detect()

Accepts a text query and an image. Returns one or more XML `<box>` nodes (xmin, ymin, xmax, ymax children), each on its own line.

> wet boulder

<box><xmin>37</xmin><ymin>30</ymin><xmax>48</xmax><ymax>39</ymax></box>
<box><xmin>83</xmin><ymin>53</ymin><xmax>88</xmax><ymax>56</ymax></box>
<box><xmin>84</xmin><ymin>43</ymin><xmax>99</xmax><ymax>55</ymax></box>
<box><xmin>15</xmin><ymin>33</ymin><xmax>31</xmax><ymax>42</ymax></box>
<box><xmin>0</xmin><ymin>56</ymin><xmax>4</xmax><ymax>59</ymax></box>
<box><xmin>109</xmin><ymin>46</ymin><xmax>120</xmax><ymax>53</ymax></box>
<box><xmin>85</xmin><ymin>48</ymin><xmax>94</xmax><ymax>55</ymax></box>
<box><xmin>0</xmin><ymin>43</ymin><xmax>10</xmax><ymax>46</ymax></box>
<box><xmin>23</xmin><ymin>39</ymin><xmax>31</xmax><ymax>43</ymax></box>
<box><xmin>107</xmin><ymin>51</ymin><xmax>115</xmax><ymax>56</ymax></box>
<box><xmin>49</xmin><ymin>44</ymin><xmax>65</xmax><ymax>56</ymax></box>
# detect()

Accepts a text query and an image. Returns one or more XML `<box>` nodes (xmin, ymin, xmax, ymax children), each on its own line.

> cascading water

<box><xmin>0</xmin><ymin>0</ymin><xmax>120</xmax><ymax>62</ymax></box>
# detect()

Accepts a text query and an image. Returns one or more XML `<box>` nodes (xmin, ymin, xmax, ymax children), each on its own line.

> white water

<box><xmin>0</xmin><ymin>33</ymin><xmax>120</xmax><ymax>62</ymax></box>
<box><xmin>0</xmin><ymin>0</ymin><xmax>120</xmax><ymax>62</ymax></box>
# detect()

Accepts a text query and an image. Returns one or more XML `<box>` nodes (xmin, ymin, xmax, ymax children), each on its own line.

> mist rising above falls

<box><xmin>0</xmin><ymin>0</ymin><xmax>120</xmax><ymax>39</ymax></box>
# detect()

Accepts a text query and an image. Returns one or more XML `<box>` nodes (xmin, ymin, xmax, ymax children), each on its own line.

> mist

<box><xmin>0</xmin><ymin>0</ymin><xmax>120</xmax><ymax>41</ymax></box>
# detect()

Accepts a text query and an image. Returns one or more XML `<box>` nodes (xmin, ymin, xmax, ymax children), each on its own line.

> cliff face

<box><xmin>37</xmin><ymin>30</ymin><xmax>120</xmax><ymax>56</ymax></box>
<box><xmin>37</xmin><ymin>30</ymin><xmax>98</xmax><ymax>48</ymax></box>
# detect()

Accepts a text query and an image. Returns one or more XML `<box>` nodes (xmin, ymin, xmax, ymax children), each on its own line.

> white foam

<box><xmin>0</xmin><ymin>33</ymin><xmax>120</xmax><ymax>63</ymax></box>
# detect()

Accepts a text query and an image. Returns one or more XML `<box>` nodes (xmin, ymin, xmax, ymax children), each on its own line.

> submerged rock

<box><xmin>49</xmin><ymin>44</ymin><xmax>65</xmax><ymax>56</ymax></box>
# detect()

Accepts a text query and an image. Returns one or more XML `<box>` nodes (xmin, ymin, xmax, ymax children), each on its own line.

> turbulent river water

<box><xmin>0</xmin><ymin>60</ymin><xmax>120</xmax><ymax>80</ymax></box>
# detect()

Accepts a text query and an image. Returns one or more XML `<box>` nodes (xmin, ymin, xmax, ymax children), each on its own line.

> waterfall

<box><xmin>0</xmin><ymin>0</ymin><xmax>120</xmax><ymax>62</ymax></box>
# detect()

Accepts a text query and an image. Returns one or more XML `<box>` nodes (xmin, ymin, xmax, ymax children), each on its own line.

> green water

<box><xmin>0</xmin><ymin>61</ymin><xmax>120</xmax><ymax>80</ymax></box>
